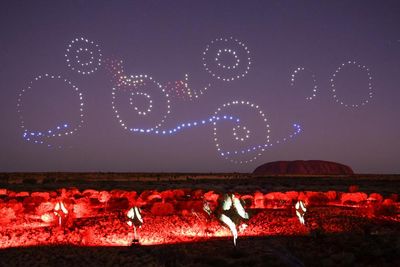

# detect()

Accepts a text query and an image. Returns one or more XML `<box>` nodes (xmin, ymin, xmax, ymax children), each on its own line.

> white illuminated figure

<box><xmin>330</xmin><ymin>60</ymin><xmax>373</xmax><ymax>108</ymax></box>
<box><xmin>290</xmin><ymin>67</ymin><xmax>318</xmax><ymax>101</ymax></box>
<box><xmin>216</xmin><ymin>194</ymin><xmax>249</xmax><ymax>246</ymax></box>
<box><xmin>295</xmin><ymin>200</ymin><xmax>307</xmax><ymax>225</ymax></box>
<box><xmin>54</xmin><ymin>201</ymin><xmax>69</xmax><ymax>227</ymax></box>
<box><xmin>127</xmin><ymin>207</ymin><xmax>143</xmax><ymax>244</ymax></box>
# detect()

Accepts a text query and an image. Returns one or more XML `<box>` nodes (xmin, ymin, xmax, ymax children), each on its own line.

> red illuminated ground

<box><xmin>0</xmin><ymin>174</ymin><xmax>399</xmax><ymax>266</ymax></box>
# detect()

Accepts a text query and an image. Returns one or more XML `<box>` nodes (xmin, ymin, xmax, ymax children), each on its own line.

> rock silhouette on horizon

<box><xmin>253</xmin><ymin>160</ymin><xmax>354</xmax><ymax>175</ymax></box>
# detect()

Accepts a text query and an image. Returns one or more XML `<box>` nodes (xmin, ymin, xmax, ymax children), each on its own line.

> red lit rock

<box><xmin>348</xmin><ymin>185</ymin><xmax>359</xmax><ymax>193</ymax></box>
<box><xmin>240</xmin><ymin>195</ymin><xmax>254</xmax><ymax>208</ymax></box>
<box><xmin>0</xmin><ymin>207</ymin><xmax>16</xmax><ymax>224</ymax></box>
<box><xmin>265</xmin><ymin>192</ymin><xmax>290</xmax><ymax>202</ymax></box>
<box><xmin>390</xmin><ymin>194</ymin><xmax>398</xmax><ymax>202</ymax></box>
<box><xmin>108</xmin><ymin>197</ymin><xmax>129</xmax><ymax>211</ymax></box>
<box><xmin>35</xmin><ymin>201</ymin><xmax>54</xmax><ymax>216</ymax></box>
<box><xmin>253</xmin><ymin>160</ymin><xmax>354</xmax><ymax>175</ymax></box>
<box><xmin>325</xmin><ymin>191</ymin><xmax>337</xmax><ymax>202</ymax></box>
<box><xmin>110</xmin><ymin>189</ymin><xmax>126</xmax><ymax>199</ymax></box>
<box><xmin>340</xmin><ymin>192</ymin><xmax>368</xmax><ymax>204</ymax></box>
<box><xmin>160</xmin><ymin>190</ymin><xmax>175</xmax><ymax>200</ymax></box>
<box><xmin>368</xmin><ymin>193</ymin><xmax>383</xmax><ymax>203</ymax></box>
<box><xmin>192</xmin><ymin>189</ymin><xmax>204</xmax><ymax>199</ymax></box>
<box><xmin>98</xmin><ymin>191</ymin><xmax>111</xmax><ymax>203</ymax></box>
<box><xmin>285</xmin><ymin>191</ymin><xmax>299</xmax><ymax>201</ymax></box>
<box><xmin>73</xmin><ymin>201</ymin><xmax>93</xmax><ymax>218</ymax></box>
<box><xmin>204</xmin><ymin>191</ymin><xmax>219</xmax><ymax>203</ymax></box>
<box><xmin>382</xmin><ymin>198</ymin><xmax>394</xmax><ymax>206</ymax></box>
<box><xmin>306</xmin><ymin>192</ymin><xmax>329</xmax><ymax>205</ymax></box>
<box><xmin>31</xmin><ymin>192</ymin><xmax>50</xmax><ymax>201</ymax></box>
<box><xmin>82</xmin><ymin>189</ymin><xmax>99</xmax><ymax>198</ymax></box>
<box><xmin>172</xmin><ymin>189</ymin><xmax>185</xmax><ymax>199</ymax></box>
<box><xmin>254</xmin><ymin>191</ymin><xmax>265</xmax><ymax>209</ymax></box>
<box><xmin>15</xmin><ymin>191</ymin><xmax>29</xmax><ymax>197</ymax></box>
<box><xmin>150</xmin><ymin>202</ymin><xmax>175</xmax><ymax>216</ymax></box>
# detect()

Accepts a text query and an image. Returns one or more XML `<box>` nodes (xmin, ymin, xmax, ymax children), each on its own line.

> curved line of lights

<box><xmin>202</xmin><ymin>36</ymin><xmax>251</xmax><ymax>82</ymax></box>
<box><xmin>17</xmin><ymin>74</ymin><xmax>84</xmax><ymax>147</ymax></box>
<box><xmin>290</xmin><ymin>67</ymin><xmax>318</xmax><ymax>101</ymax></box>
<box><xmin>65</xmin><ymin>37</ymin><xmax>102</xmax><ymax>75</ymax></box>
<box><xmin>330</xmin><ymin>60</ymin><xmax>373</xmax><ymax>108</ymax></box>
<box><xmin>18</xmin><ymin>36</ymin><xmax>304</xmax><ymax>164</ymax></box>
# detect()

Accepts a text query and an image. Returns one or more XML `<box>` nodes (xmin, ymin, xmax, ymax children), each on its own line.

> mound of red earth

<box><xmin>253</xmin><ymin>160</ymin><xmax>354</xmax><ymax>175</ymax></box>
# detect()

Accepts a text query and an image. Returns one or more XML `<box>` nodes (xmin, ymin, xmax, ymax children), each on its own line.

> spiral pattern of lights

<box><xmin>17</xmin><ymin>74</ymin><xmax>84</xmax><ymax>146</ymax></box>
<box><xmin>290</xmin><ymin>67</ymin><xmax>318</xmax><ymax>101</ymax></box>
<box><xmin>65</xmin><ymin>37</ymin><xmax>102</xmax><ymax>75</ymax></box>
<box><xmin>111</xmin><ymin>74</ymin><xmax>171</xmax><ymax>132</ymax></box>
<box><xmin>212</xmin><ymin>100</ymin><xmax>301</xmax><ymax>164</ymax></box>
<box><xmin>202</xmin><ymin>37</ymin><xmax>251</xmax><ymax>82</ymax></box>
<box><xmin>330</xmin><ymin>60</ymin><xmax>373</xmax><ymax>108</ymax></box>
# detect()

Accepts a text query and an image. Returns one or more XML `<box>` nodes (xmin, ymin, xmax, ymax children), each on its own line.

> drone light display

<box><xmin>202</xmin><ymin>37</ymin><xmax>251</xmax><ymax>82</ymax></box>
<box><xmin>17</xmin><ymin>74</ymin><xmax>84</xmax><ymax>147</ymax></box>
<box><xmin>65</xmin><ymin>37</ymin><xmax>102</xmax><ymax>75</ymax></box>
<box><xmin>290</xmin><ymin>67</ymin><xmax>318</xmax><ymax>101</ymax></box>
<box><xmin>330</xmin><ymin>60</ymin><xmax>373</xmax><ymax>108</ymax></box>
<box><xmin>111</xmin><ymin>74</ymin><xmax>171</xmax><ymax>132</ymax></box>
<box><xmin>17</xmin><ymin>35</ymin><xmax>380</xmax><ymax>164</ymax></box>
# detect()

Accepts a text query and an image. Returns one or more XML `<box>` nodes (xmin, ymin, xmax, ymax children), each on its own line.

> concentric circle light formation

<box><xmin>212</xmin><ymin>101</ymin><xmax>302</xmax><ymax>164</ymax></box>
<box><xmin>202</xmin><ymin>37</ymin><xmax>251</xmax><ymax>82</ymax></box>
<box><xmin>290</xmin><ymin>67</ymin><xmax>318</xmax><ymax>100</ymax></box>
<box><xmin>65</xmin><ymin>37</ymin><xmax>102</xmax><ymax>75</ymax></box>
<box><xmin>330</xmin><ymin>61</ymin><xmax>373</xmax><ymax>108</ymax></box>
<box><xmin>16</xmin><ymin>74</ymin><xmax>84</xmax><ymax>146</ymax></box>
<box><xmin>111</xmin><ymin>74</ymin><xmax>171</xmax><ymax>132</ymax></box>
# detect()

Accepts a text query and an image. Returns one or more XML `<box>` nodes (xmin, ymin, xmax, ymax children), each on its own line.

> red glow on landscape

<box><xmin>0</xmin><ymin>187</ymin><xmax>398</xmax><ymax>249</ymax></box>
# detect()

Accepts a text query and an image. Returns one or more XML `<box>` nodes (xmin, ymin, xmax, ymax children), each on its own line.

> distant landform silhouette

<box><xmin>253</xmin><ymin>160</ymin><xmax>354</xmax><ymax>175</ymax></box>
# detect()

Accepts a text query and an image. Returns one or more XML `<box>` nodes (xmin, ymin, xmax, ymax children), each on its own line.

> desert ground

<box><xmin>0</xmin><ymin>173</ymin><xmax>399</xmax><ymax>266</ymax></box>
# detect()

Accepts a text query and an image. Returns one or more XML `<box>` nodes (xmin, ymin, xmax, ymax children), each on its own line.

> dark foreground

<box><xmin>1</xmin><ymin>234</ymin><xmax>399</xmax><ymax>267</ymax></box>
<box><xmin>0</xmin><ymin>173</ymin><xmax>399</xmax><ymax>266</ymax></box>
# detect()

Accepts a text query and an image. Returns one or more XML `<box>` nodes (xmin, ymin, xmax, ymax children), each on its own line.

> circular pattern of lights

<box><xmin>17</xmin><ymin>73</ymin><xmax>84</xmax><ymax>145</ymax></box>
<box><xmin>130</xmin><ymin>92</ymin><xmax>153</xmax><ymax>116</ymax></box>
<box><xmin>202</xmin><ymin>37</ymin><xmax>251</xmax><ymax>82</ymax></box>
<box><xmin>290</xmin><ymin>67</ymin><xmax>318</xmax><ymax>101</ymax></box>
<box><xmin>212</xmin><ymin>100</ymin><xmax>302</xmax><ymax>164</ymax></box>
<box><xmin>111</xmin><ymin>74</ymin><xmax>171</xmax><ymax>132</ymax></box>
<box><xmin>232</xmin><ymin>125</ymin><xmax>250</xmax><ymax>142</ymax></box>
<box><xmin>330</xmin><ymin>60</ymin><xmax>373</xmax><ymax>108</ymax></box>
<box><xmin>65</xmin><ymin>37</ymin><xmax>102</xmax><ymax>75</ymax></box>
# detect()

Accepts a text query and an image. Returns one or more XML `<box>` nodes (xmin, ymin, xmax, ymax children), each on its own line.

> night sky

<box><xmin>0</xmin><ymin>0</ymin><xmax>399</xmax><ymax>173</ymax></box>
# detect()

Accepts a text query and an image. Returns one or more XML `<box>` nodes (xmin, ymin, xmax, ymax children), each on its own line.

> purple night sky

<box><xmin>0</xmin><ymin>0</ymin><xmax>399</xmax><ymax>173</ymax></box>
